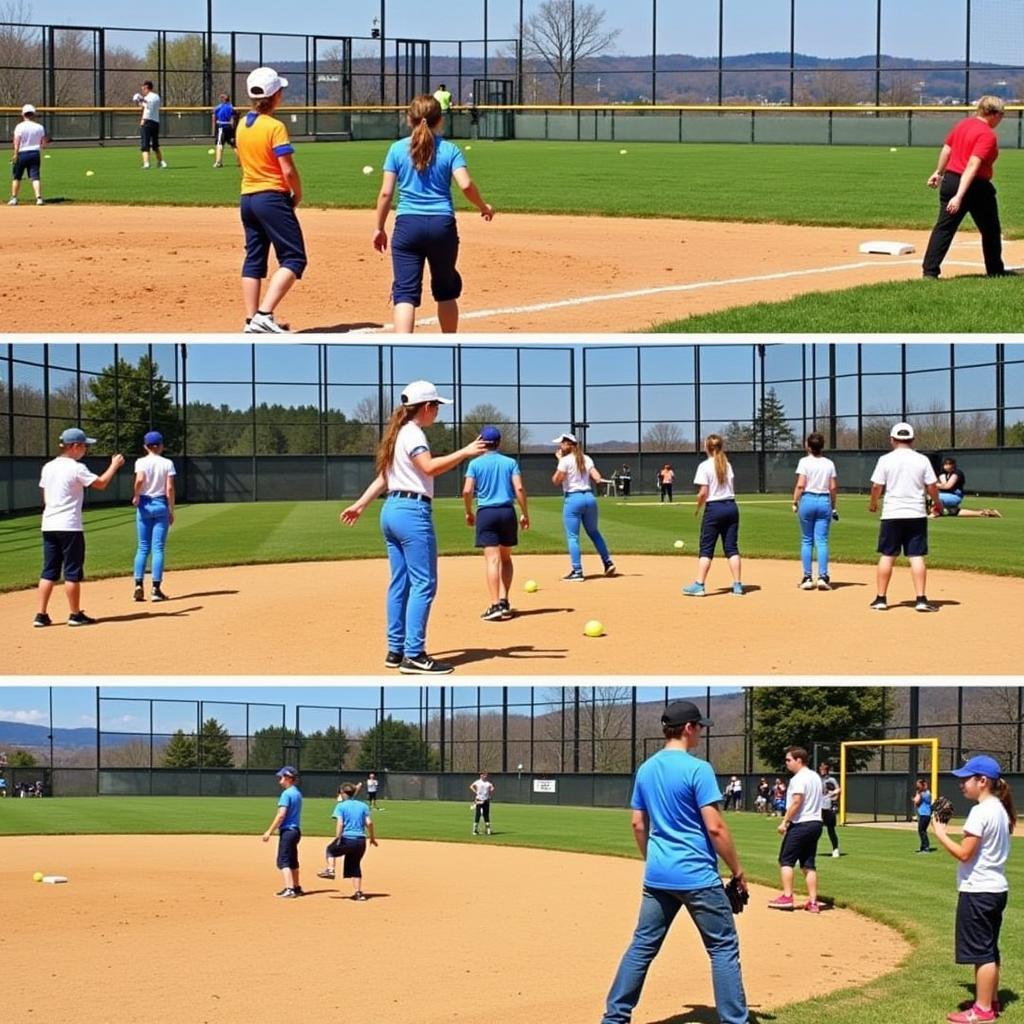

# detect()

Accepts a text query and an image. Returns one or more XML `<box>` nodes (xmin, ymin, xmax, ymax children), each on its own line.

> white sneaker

<box><xmin>159</xmin><ymin>160</ymin><xmax>168</xmax><ymax>168</ymax></box>
<box><xmin>832</xmin><ymin>849</ymin><xmax>841</xmax><ymax>858</ymax></box>
<box><xmin>7</xmin><ymin>198</ymin><xmax>16</xmax><ymax>206</ymax></box>
<box><xmin>245</xmin><ymin>311</ymin><xmax>289</xmax><ymax>333</ymax></box>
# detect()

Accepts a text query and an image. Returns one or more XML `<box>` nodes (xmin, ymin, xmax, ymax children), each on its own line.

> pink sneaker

<box><xmin>947</xmin><ymin>1006</ymin><xmax>997</xmax><ymax>1023</ymax></box>
<box><xmin>767</xmin><ymin>894</ymin><xmax>794</xmax><ymax>911</ymax></box>
<box><xmin>802</xmin><ymin>900</ymin><xmax>821</xmax><ymax>914</ymax></box>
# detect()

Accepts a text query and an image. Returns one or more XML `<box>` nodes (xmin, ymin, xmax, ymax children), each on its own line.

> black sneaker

<box><xmin>292</xmin><ymin>886</ymin><xmax>304</xmax><ymax>897</ymax></box>
<box><xmin>133</xmin><ymin>583</ymin><xmax>144</xmax><ymax>602</ymax></box>
<box><xmin>799</xmin><ymin>574</ymin><xmax>814</xmax><ymax>590</ymax></box>
<box><xmin>317</xmin><ymin>869</ymin><xmax>335</xmax><ymax>879</ymax></box>
<box><xmin>275</xmin><ymin>887</ymin><xmax>297</xmax><ymax>898</ymax></box>
<box><xmin>384</xmin><ymin>651</ymin><xmax>403</xmax><ymax>669</ymax></box>
<box><xmin>33</xmin><ymin>612</ymin><xmax>52</xmax><ymax>628</ymax></box>
<box><xmin>499</xmin><ymin>598</ymin><xmax>512</xmax><ymax>620</ymax></box>
<box><xmin>151</xmin><ymin>587</ymin><xmax>168</xmax><ymax>602</ymax></box>
<box><xmin>353</xmin><ymin>891</ymin><xmax>368</xmax><ymax>901</ymax></box>
<box><xmin>399</xmin><ymin>654</ymin><xmax>455</xmax><ymax>675</ymax></box>
<box><xmin>915</xmin><ymin>597</ymin><xmax>938</xmax><ymax>613</ymax></box>
<box><xmin>603</xmin><ymin>561</ymin><xmax>617</xmax><ymax>577</ymax></box>
<box><xmin>869</xmin><ymin>597</ymin><xmax>888</xmax><ymax>611</ymax></box>
<box><xmin>817</xmin><ymin>575</ymin><xmax>832</xmax><ymax>591</ymax></box>
<box><xmin>67</xmin><ymin>611</ymin><xmax>97</xmax><ymax>626</ymax></box>
<box><xmin>561</xmin><ymin>569</ymin><xmax>585</xmax><ymax>582</ymax></box>
<box><xmin>481</xmin><ymin>603</ymin><xmax>505</xmax><ymax>621</ymax></box>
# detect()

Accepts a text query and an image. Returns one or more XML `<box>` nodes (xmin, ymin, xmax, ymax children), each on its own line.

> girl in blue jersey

<box><xmin>318</xmin><ymin>783</ymin><xmax>378</xmax><ymax>901</ymax></box>
<box><xmin>373</xmin><ymin>94</ymin><xmax>494</xmax><ymax>333</ymax></box>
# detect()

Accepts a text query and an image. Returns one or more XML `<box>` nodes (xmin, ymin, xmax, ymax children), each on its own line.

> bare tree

<box><xmin>642</xmin><ymin>422</ymin><xmax>688</xmax><ymax>452</ymax></box>
<box><xmin>521</xmin><ymin>0</ymin><xmax>619</xmax><ymax>104</ymax></box>
<box><xmin>462</xmin><ymin>401</ymin><xmax>531</xmax><ymax>453</ymax></box>
<box><xmin>103</xmin><ymin>739</ymin><xmax>152</xmax><ymax>767</ymax></box>
<box><xmin>0</xmin><ymin>0</ymin><xmax>37</xmax><ymax>106</ymax></box>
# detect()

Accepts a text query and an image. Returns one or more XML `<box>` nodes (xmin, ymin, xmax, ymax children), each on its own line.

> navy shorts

<box><xmin>326</xmin><ymin>836</ymin><xmax>367</xmax><ymax>878</ymax></box>
<box><xmin>276</xmin><ymin>827</ymin><xmax>301</xmax><ymax>869</ymax></box>
<box><xmin>475</xmin><ymin>505</ymin><xmax>518</xmax><ymax>548</ymax></box>
<box><xmin>12</xmin><ymin>151</ymin><xmax>41</xmax><ymax>181</ymax></box>
<box><xmin>139</xmin><ymin>120</ymin><xmax>160</xmax><ymax>151</ymax></box>
<box><xmin>391</xmin><ymin>214</ymin><xmax>462</xmax><ymax>306</ymax></box>
<box><xmin>699</xmin><ymin>499</ymin><xmax>740</xmax><ymax>558</ymax></box>
<box><xmin>778</xmin><ymin>820</ymin><xmax>822</xmax><ymax>870</ymax></box>
<box><xmin>41</xmin><ymin>531</ymin><xmax>86</xmax><ymax>582</ymax></box>
<box><xmin>955</xmin><ymin>890</ymin><xmax>1007</xmax><ymax>964</ymax></box>
<box><xmin>877</xmin><ymin>518</ymin><xmax>928</xmax><ymax>557</ymax></box>
<box><xmin>240</xmin><ymin>190</ymin><xmax>307</xmax><ymax>280</ymax></box>
<box><xmin>216</xmin><ymin>124</ymin><xmax>236</xmax><ymax>148</ymax></box>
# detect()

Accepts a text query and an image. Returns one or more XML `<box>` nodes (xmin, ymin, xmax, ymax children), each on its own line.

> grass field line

<box><xmin>357</xmin><ymin>257</ymin><xmax>1000</xmax><ymax>331</ymax></box>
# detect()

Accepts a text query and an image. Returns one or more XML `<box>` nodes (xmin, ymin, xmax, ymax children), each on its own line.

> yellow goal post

<box><xmin>839</xmin><ymin>738</ymin><xmax>938</xmax><ymax>826</ymax></box>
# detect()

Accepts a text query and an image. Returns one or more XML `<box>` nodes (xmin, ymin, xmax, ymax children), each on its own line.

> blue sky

<box><xmin>20</xmin><ymin>0</ymin><xmax>1009</xmax><ymax>64</ymax></box>
<box><xmin>0</xmin><ymin>684</ymin><xmax>732</xmax><ymax>734</ymax></box>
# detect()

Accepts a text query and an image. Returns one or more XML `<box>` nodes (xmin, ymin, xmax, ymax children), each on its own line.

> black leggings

<box><xmin>660</xmin><ymin>484</ymin><xmax>673</xmax><ymax>503</ymax></box>
<box><xmin>822</xmin><ymin>808</ymin><xmax>839</xmax><ymax>850</ymax></box>
<box><xmin>918</xmin><ymin>814</ymin><xmax>932</xmax><ymax>851</ymax></box>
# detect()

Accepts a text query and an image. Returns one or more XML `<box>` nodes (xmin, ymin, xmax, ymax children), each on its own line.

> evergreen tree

<box><xmin>8</xmin><ymin>749</ymin><xmax>38</xmax><ymax>767</ymax></box>
<box><xmin>246</xmin><ymin>726</ymin><xmax>301</xmax><ymax>769</ymax></box>
<box><xmin>302</xmin><ymin>726</ymin><xmax>350</xmax><ymax>771</ymax></box>
<box><xmin>751</xmin><ymin>387</ymin><xmax>797</xmax><ymax>450</ymax></box>
<box><xmin>198</xmin><ymin>718</ymin><xmax>234</xmax><ymax>768</ymax></box>
<box><xmin>162</xmin><ymin>730</ymin><xmax>198</xmax><ymax>768</ymax></box>
<box><xmin>356</xmin><ymin>718</ymin><xmax>438</xmax><ymax>771</ymax></box>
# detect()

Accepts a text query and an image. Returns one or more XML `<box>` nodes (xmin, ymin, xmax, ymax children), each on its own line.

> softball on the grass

<box><xmin>362</xmin><ymin>165</ymin><xmax>373</xmax><ymax>175</ymax></box>
<box><xmin>85</xmin><ymin>170</ymin><xmax>94</xmax><ymax>176</ymax></box>
<box><xmin>33</xmin><ymin>872</ymin><xmax>43</xmax><ymax>882</ymax></box>
<box><xmin>208</xmin><ymin>148</ymin><xmax>215</xmax><ymax>154</ymax></box>
<box><xmin>584</xmin><ymin>619</ymin><xmax>605</xmax><ymax>638</ymax></box>
<box><xmin>889</xmin><ymin>147</ymin><xmax>898</xmax><ymax>152</ymax></box>
<box><xmin>674</xmin><ymin>539</ymin><xmax>685</xmax><ymax>549</ymax></box>
<box><xmin>619</xmin><ymin>148</ymin><xmax>628</xmax><ymax>154</ymax></box>
<box><xmin>524</xmin><ymin>579</ymin><xmax>539</xmax><ymax>593</ymax></box>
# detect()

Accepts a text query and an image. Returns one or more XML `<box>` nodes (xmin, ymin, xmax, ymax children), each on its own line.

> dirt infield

<box><xmin>4</xmin><ymin>555</ymin><xmax>1021</xmax><ymax>676</ymax></box>
<box><xmin>4</xmin><ymin>205</ymin><xmax>1007</xmax><ymax>333</ymax></box>
<box><xmin>3</xmin><ymin>834</ymin><xmax>908</xmax><ymax>1024</ymax></box>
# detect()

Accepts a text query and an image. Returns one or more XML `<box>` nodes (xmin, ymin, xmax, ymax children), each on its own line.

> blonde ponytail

<box><xmin>706</xmin><ymin>433</ymin><xmax>730</xmax><ymax>486</ymax></box>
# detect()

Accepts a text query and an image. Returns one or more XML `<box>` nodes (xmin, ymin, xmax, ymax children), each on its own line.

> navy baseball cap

<box><xmin>143</xmin><ymin>431</ymin><xmax>163</xmax><ymax>446</ymax></box>
<box><xmin>275</xmin><ymin>766</ymin><xmax>298</xmax><ymax>779</ymax></box>
<box><xmin>59</xmin><ymin>427</ymin><xmax>96</xmax><ymax>446</ymax></box>
<box><xmin>480</xmin><ymin>425</ymin><xmax>502</xmax><ymax>444</ymax></box>
<box><xmin>951</xmin><ymin>755</ymin><xmax>1001</xmax><ymax>779</ymax></box>
<box><xmin>661</xmin><ymin>700</ymin><xmax>713</xmax><ymax>728</ymax></box>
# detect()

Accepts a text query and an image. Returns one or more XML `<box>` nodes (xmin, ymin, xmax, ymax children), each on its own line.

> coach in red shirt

<box><xmin>922</xmin><ymin>95</ymin><xmax>1007</xmax><ymax>279</ymax></box>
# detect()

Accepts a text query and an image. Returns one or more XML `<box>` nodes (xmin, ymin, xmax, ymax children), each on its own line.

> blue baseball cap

<box><xmin>275</xmin><ymin>765</ymin><xmax>298</xmax><ymax>779</ymax></box>
<box><xmin>951</xmin><ymin>755</ymin><xmax>1001</xmax><ymax>779</ymax></box>
<box><xmin>59</xmin><ymin>427</ymin><xmax>96</xmax><ymax>446</ymax></box>
<box><xmin>143</xmin><ymin>431</ymin><xmax>164</xmax><ymax>446</ymax></box>
<box><xmin>480</xmin><ymin>425</ymin><xmax>502</xmax><ymax>444</ymax></box>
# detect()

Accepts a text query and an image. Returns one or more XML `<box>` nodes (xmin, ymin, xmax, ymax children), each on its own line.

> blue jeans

<box><xmin>562</xmin><ymin>491</ymin><xmax>611</xmax><ymax>571</ymax></box>
<box><xmin>798</xmin><ymin>492</ymin><xmax>832</xmax><ymax>577</ymax></box>
<box><xmin>133</xmin><ymin>496</ymin><xmax>170</xmax><ymax>583</ymax></box>
<box><xmin>602</xmin><ymin>884</ymin><xmax>747</xmax><ymax>1024</ymax></box>
<box><xmin>380</xmin><ymin>497</ymin><xmax>437</xmax><ymax>658</ymax></box>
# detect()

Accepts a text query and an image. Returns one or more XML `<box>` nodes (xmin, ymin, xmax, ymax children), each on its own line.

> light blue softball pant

<box><xmin>133</xmin><ymin>495</ymin><xmax>170</xmax><ymax>583</ymax></box>
<box><xmin>798</xmin><ymin>492</ymin><xmax>832</xmax><ymax>577</ymax></box>
<box><xmin>562</xmin><ymin>490</ymin><xmax>611</xmax><ymax>572</ymax></box>
<box><xmin>380</xmin><ymin>496</ymin><xmax>437</xmax><ymax>658</ymax></box>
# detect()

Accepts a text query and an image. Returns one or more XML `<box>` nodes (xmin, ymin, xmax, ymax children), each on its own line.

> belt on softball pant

<box><xmin>388</xmin><ymin>490</ymin><xmax>432</xmax><ymax>503</ymax></box>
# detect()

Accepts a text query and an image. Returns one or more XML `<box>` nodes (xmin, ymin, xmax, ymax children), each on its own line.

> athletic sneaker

<box><xmin>399</xmin><ymin>654</ymin><xmax>454</xmax><ymax>675</ymax></box>
<box><xmin>831</xmin><ymin>849</ymin><xmax>841</xmax><ymax>858</ymax></box>
<box><xmin>316</xmin><ymin>869</ymin><xmax>335</xmax><ymax>879</ymax></box>
<box><xmin>133</xmin><ymin>583</ymin><xmax>144</xmax><ymax>602</ymax></box>
<box><xmin>213</xmin><ymin>161</ymin><xmax>223</xmax><ymax>168</ymax></box>
<box><xmin>36</xmin><ymin>198</ymin><xmax>44</xmax><ymax>205</ymax></box>
<box><xmin>603</xmin><ymin>561</ymin><xmax>617</xmax><ymax>576</ymax></box>
<box><xmin>274</xmin><ymin>887</ymin><xmax>298</xmax><ymax>898</ymax></box>
<box><xmin>803</xmin><ymin>900</ymin><xmax>821</xmax><ymax>914</ymax></box>
<box><xmin>799</xmin><ymin>574</ymin><xmax>814</xmax><ymax>590</ymax></box>
<box><xmin>151</xmin><ymin>586</ymin><xmax>168</xmax><ymax>602</ymax></box>
<box><xmin>869</xmin><ymin>597</ymin><xmax>888</xmax><ymax>611</ymax></box>
<box><xmin>767</xmin><ymin>894</ymin><xmax>794</xmax><ymax>911</ymax></box>
<box><xmin>915</xmin><ymin>597</ymin><xmax>938</xmax><ymax>613</ymax></box>
<box><xmin>947</xmin><ymin>1007</ymin><xmax>997</xmax><ymax>1024</ymax></box>
<box><xmin>561</xmin><ymin>569</ymin><xmax>585</xmax><ymax>582</ymax></box>
<box><xmin>245</xmin><ymin>311</ymin><xmax>288</xmax><ymax>334</ymax></box>
<box><xmin>731</xmin><ymin>582</ymin><xmax>744</xmax><ymax>596</ymax></box>
<box><xmin>292</xmin><ymin>886</ymin><xmax>304</xmax><ymax>896</ymax></box>
<box><xmin>159</xmin><ymin>160</ymin><xmax>168</xmax><ymax>168</ymax></box>
<box><xmin>472</xmin><ymin>827</ymin><xmax>479</xmax><ymax>835</ymax></box>
<box><xmin>33</xmin><ymin>612</ymin><xmax>52</xmax><ymax>628</ymax></box>
<box><xmin>681</xmin><ymin>582</ymin><xmax>706</xmax><ymax>597</ymax></box>
<box><xmin>498</xmin><ymin>598</ymin><xmax>512</xmax><ymax>620</ymax></box>
<box><xmin>485</xmin><ymin>825</ymin><xmax>492</xmax><ymax>835</ymax></box>
<box><xmin>7</xmin><ymin>198</ymin><xmax>16</xmax><ymax>206</ymax></box>
<box><xmin>384</xmin><ymin>651</ymin><xmax>403</xmax><ymax>669</ymax></box>
<box><xmin>481</xmin><ymin>603</ymin><xmax>506</xmax><ymax>621</ymax></box>
<box><xmin>817</xmin><ymin>575</ymin><xmax>832</xmax><ymax>591</ymax></box>
<box><xmin>67</xmin><ymin>611</ymin><xmax>97</xmax><ymax>626</ymax></box>
<box><xmin>353</xmin><ymin>891</ymin><xmax>368</xmax><ymax>901</ymax></box>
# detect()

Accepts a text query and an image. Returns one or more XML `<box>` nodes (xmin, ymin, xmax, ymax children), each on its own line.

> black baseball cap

<box><xmin>661</xmin><ymin>700</ymin><xmax>713</xmax><ymax>728</ymax></box>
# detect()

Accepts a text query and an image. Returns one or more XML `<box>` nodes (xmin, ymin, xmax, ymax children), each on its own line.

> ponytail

<box><xmin>994</xmin><ymin>777</ymin><xmax>1017</xmax><ymax>831</ymax></box>
<box><xmin>375</xmin><ymin>404</ymin><xmax>419</xmax><ymax>476</ymax></box>
<box><xmin>407</xmin><ymin>94</ymin><xmax>442</xmax><ymax>171</ymax></box>
<box><xmin>705</xmin><ymin>433</ymin><xmax>730</xmax><ymax>486</ymax></box>
<box><xmin>573</xmin><ymin>445</ymin><xmax>586</xmax><ymax>477</ymax></box>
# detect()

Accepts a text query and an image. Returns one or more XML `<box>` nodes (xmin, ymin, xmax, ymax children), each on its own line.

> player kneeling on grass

<box><xmin>463</xmin><ymin>425</ymin><xmax>530</xmax><ymax>622</ymax></box>
<box><xmin>236</xmin><ymin>66</ymin><xmax>306</xmax><ymax>334</ymax></box>
<box><xmin>319</xmin><ymin>783</ymin><xmax>376</xmax><ymax>901</ymax></box>
<box><xmin>932</xmin><ymin>756</ymin><xmax>1015</xmax><ymax>1024</ymax></box>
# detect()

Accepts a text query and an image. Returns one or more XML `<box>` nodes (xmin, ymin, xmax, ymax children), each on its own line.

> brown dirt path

<box><xmin>1</xmin><ymin>206</ymin><xmax>1004</xmax><ymax>333</ymax></box>
<box><xmin>2</xmin><ymin>834</ymin><xmax>909</xmax><ymax>1024</ymax></box>
<box><xmin>4</xmin><ymin>555</ymin><xmax>1021</xmax><ymax>676</ymax></box>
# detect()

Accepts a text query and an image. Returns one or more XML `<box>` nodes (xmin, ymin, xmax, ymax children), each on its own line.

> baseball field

<box><xmin>2</xmin><ymin>796</ymin><xmax>1019</xmax><ymax>1024</ymax></box>
<box><xmin>7</xmin><ymin>140</ymin><xmax>1023</xmax><ymax>333</ymax></box>
<box><xmin>2</xmin><ymin>496</ymin><xmax>1021</xmax><ymax>675</ymax></box>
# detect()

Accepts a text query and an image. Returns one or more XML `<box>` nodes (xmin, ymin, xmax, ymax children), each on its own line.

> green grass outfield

<box><xmin>1</xmin><ymin>494</ymin><xmax>1021</xmax><ymax>593</ymax></box>
<box><xmin>2</xmin><ymin>796</ymin><xmax>1020</xmax><ymax>1024</ymax></box>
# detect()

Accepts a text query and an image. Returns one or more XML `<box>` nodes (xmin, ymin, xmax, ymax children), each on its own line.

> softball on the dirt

<box><xmin>33</xmin><ymin>871</ymin><xmax>43</xmax><ymax>882</ymax></box>
<box><xmin>524</xmin><ymin>579</ymin><xmax>539</xmax><ymax>593</ymax></box>
<box><xmin>584</xmin><ymin>619</ymin><xmax>605</xmax><ymax>638</ymax></box>
<box><xmin>674</xmin><ymin>540</ymin><xmax>685</xmax><ymax>549</ymax></box>
<box><xmin>362</xmin><ymin>165</ymin><xmax>373</xmax><ymax>174</ymax></box>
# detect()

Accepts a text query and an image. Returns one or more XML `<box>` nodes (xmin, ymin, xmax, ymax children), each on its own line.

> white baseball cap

<box><xmin>552</xmin><ymin>433</ymin><xmax>578</xmax><ymax>444</ymax></box>
<box><xmin>246</xmin><ymin>66</ymin><xmax>288</xmax><ymax>99</ymax></box>
<box><xmin>890</xmin><ymin>422</ymin><xmax>915</xmax><ymax>441</ymax></box>
<box><xmin>401</xmin><ymin>380</ymin><xmax>452</xmax><ymax>406</ymax></box>
<box><xmin>21</xmin><ymin>104</ymin><xmax>36</xmax><ymax>115</ymax></box>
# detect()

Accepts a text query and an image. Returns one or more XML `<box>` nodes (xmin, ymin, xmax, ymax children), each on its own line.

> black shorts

<box><xmin>779</xmin><ymin>820</ymin><xmax>822</xmax><ymax>870</ymax></box>
<box><xmin>276</xmin><ymin>827</ymin><xmax>301</xmax><ymax>869</ymax></box>
<box><xmin>955</xmin><ymin>891</ymin><xmax>1007</xmax><ymax>964</ymax></box>
<box><xmin>41</xmin><ymin>531</ymin><xmax>86</xmax><ymax>582</ymax></box>
<box><xmin>475</xmin><ymin>505</ymin><xmax>518</xmax><ymax>548</ymax></box>
<box><xmin>139</xmin><ymin>120</ymin><xmax>161</xmax><ymax>151</ymax></box>
<box><xmin>327</xmin><ymin>836</ymin><xmax>367</xmax><ymax>878</ymax></box>
<box><xmin>216</xmin><ymin>123</ymin><xmax>236</xmax><ymax>147</ymax></box>
<box><xmin>877</xmin><ymin>518</ymin><xmax>928</xmax><ymax>557</ymax></box>
<box><xmin>12</xmin><ymin>151</ymin><xmax>41</xmax><ymax>181</ymax></box>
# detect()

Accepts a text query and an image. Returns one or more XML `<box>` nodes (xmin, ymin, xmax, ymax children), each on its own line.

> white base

<box><xmin>42</xmin><ymin>875</ymin><xmax>68</xmax><ymax>884</ymax></box>
<box><xmin>859</xmin><ymin>240</ymin><xmax>916</xmax><ymax>256</ymax></box>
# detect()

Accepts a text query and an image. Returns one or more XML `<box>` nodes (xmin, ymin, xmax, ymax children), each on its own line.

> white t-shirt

<box><xmin>140</xmin><ymin>92</ymin><xmax>161</xmax><ymax>122</ymax></box>
<box><xmin>958</xmin><ymin>797</ymin><xmax>1010</xmax><ymax>893</ymax></box>
<box><xmin>471</xmin><ymin>779</ymin><xmax>494</xmax><ymax>804</ymax></box>
<box><xmin>786</xmin><ymin>765</ymin><xmax>823</xmax><ymax>823</ymax></box>
<box><xmin>39</xmin><ymin>456</ymin><xmax>98</xmax><ymax>531</ymax></box>
<box><xmin>557</xmin><ymin>453</ymin><xmax>595</xmax><ymax>494</ymax></box>
<box><xmin>134</xmin><ymin>452</ymin><xmax>176</xmax><ymax>499</ymax></box>
<box><xmin>870</xmin><ymin>447</ymin><xmax>937</xmax><ymax>520</ymax></box>
<box><xmin>820</xmin><ymin>774</ymin><xmax>839</xmax><ymax>811</ymax></box>
<box><xmin>795</xmin><ymin>454</ymin><xmax>837</xmax><ymax>495</ymax></box>
<box><xmin>694</xmin><ymin>457</ymin><xmax>735</xmax><ymax>502</ymax></box>
<box><xmin>14</xmin><ymin>121</ymin><xmax>46</xmax><ymax>152</ymax></box>
<box><xmin>366</xmin><ymin>777</ymin><xmax>379</xmax><ymax>793</ymax></box>
<box><xmin>386</xmin><ymin>422</ymin><xmax>434</xmax><ymax>497</ymax></box>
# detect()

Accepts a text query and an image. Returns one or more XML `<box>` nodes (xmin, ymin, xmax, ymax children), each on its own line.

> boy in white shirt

<box><xmin>769</xmin><ymin>746</ymin><xmax>824</xmax><ymax>913</ymax></box>
<box><xmin>36</xmin><ymin>428</ymin><xmax>124</xmax><ymax>627</ymax></box>
<box><xmin>9</xmin><ymin>104</ymin><xmax>48</xmax><ymax>206</ymax></box>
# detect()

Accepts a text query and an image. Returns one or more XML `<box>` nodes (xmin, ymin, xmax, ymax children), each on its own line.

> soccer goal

<box><xmin>838</xmin><ymin>737</ymin><xmax>939</xmax><ymax>826</ymax></box>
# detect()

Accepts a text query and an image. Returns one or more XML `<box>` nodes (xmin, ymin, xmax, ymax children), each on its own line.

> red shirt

<box><xmin>945</xmin><ymin>117</ymin><xmax>999</xmax><ymax>179</ymax></box>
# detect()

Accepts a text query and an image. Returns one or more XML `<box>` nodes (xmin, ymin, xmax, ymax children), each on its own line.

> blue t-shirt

<box><xmin>466</xmin><ymin>451</ymin><xmax>520</xmax><ymax>507</ymax></box>
<box><xmin>918</xmin><ymin>789</ymin><xmax>933</xmax><ymax>816</ymax></box>
<box><xmin>333</xmin><ymin>798</ymin><xmax>370</xmax><ymax>838</ymax></box>
<box><xmin>383</xmin><ymin>136</ymin><xmax>467</xmax><ymax>216</ymax></box>
<box><xmin>630</xmin><ymin>748</ymin><xmax>723</xmax><ymax>891</ymax></box>
<box><xmin>278</xmin><ymin>785</ymin><xmax>302</xmax><ymax>830</ymax></box>
<box><xmin>214</xmin><ymin>101</ymin><xmax>234</xmax><ymax>125</ymax></box>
